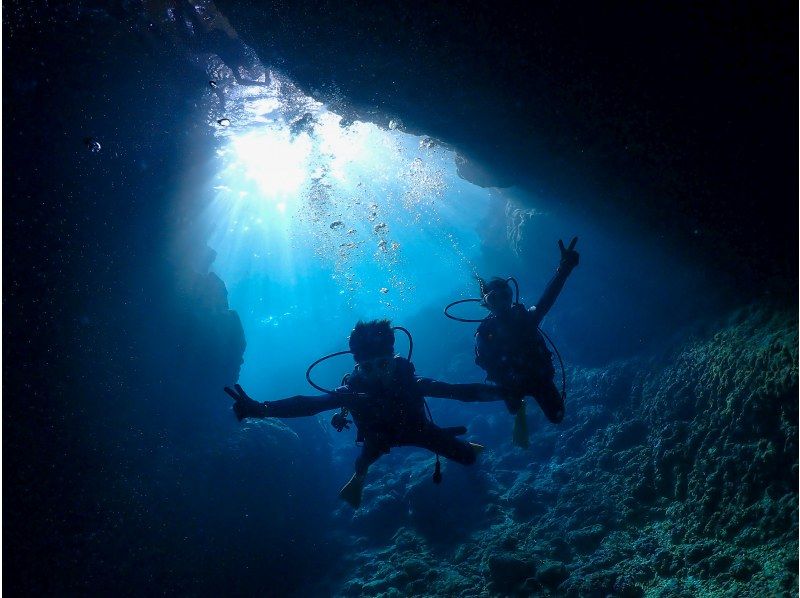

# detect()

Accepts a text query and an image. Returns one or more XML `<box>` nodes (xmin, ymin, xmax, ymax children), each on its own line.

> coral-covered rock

<box><xmin>331</xmin><ymin>305</ymin><xmax>797</xmax><ymax>597</ymax></box>
<box><xmin>537</xmin><ymin>560</ymin><xmax>569</xmax><ymax>589</ymax></box>
<box><xmin>486</xmin><ymin>553</ymin><xmax>535</xmax><ymax>592</ymax></box>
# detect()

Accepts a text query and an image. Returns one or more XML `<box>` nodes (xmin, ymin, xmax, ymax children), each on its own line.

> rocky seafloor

<box><xmin>317</xmin><ymin>304</ymin><xmax>797</xmax><ymax>597</ymax></box>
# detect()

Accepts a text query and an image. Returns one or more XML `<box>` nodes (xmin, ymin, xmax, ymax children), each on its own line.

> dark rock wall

<box><xmin>218</xmin><ymin>0</ymin><xmax>798</xmax><ymax>293</ymax></box>
<box><xmin>4</xmin><ymin>6</ymin><xmax>338</xmax><ymax>595</ymax></box>
<box><xmin>331</xmin><ymin>304</ymin><xmax>798</xmax><ymax>597</ymax></box>
<box><xmin>4</xmin><ymin>3</ymin><xmax>796</xmax><ymax>596</ymax></box>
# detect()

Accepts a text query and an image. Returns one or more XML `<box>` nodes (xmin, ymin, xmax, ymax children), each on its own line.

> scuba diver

<box><xmin>445</xmin><ymin>237</ymin><xmax>579</xmax><ymax>447</ymax></box>
<box><xmin>224</xmin><ymin>320</ymin><xmax>513</xmax><ymax>508</ymax></box>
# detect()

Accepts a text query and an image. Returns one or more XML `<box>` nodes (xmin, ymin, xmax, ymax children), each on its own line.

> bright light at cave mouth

<box><xmin>231</xmin><ymin>129</ymin><xmax>312</xmax><ymax>199</ymax></box>
<box><xmin>206</xmin><ymin>82</ymin><xmax>494</xmax><ymax>302</ymax></box>
<box><xmin>202</xmin><ymin>75</ymin><xmax>503</xmax><ymax>390</ymax></box>
<box><xmin>217</xmin><ymin>111</ymin><xmax>374</xmax><ymax>216</ymax></box>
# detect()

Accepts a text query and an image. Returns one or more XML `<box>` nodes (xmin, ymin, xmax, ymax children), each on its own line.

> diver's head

<box><xmin>478</xmin><ymin>276</ymin><xmax>514</xmax><ymax>314</ymax></box>
<box><xmin>349</xmin><ymin>319</ymin><xmax>397</xmax><ymax>384</ymax></box>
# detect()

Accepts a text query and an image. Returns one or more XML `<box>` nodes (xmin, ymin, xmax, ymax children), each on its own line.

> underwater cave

<box><xmin>4</xmin><ymin>1</ymin><xmax>798</xmax><ymax>596</ymax></box>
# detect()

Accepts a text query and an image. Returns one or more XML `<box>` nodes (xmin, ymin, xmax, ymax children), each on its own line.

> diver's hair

<box><xmin>476</xmin><ymin>275</ymin><xmax>512</xmax><ymax>298</ymax></box>
<box><xmin>349</xmin><ymin>319</ymin><xmax>395</xmax><ymax>362</ymax></box>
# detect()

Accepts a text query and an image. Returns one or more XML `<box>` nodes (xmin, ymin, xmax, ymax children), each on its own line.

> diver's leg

<box><xmin>406</xmin><ymin>426</ymin><xmax>480</xmax><ymax>466</ymax></box>
<box><xmin>531</xmin><ymin>380</ymin><xmax>565</xmax><ymax>424</ymax></box>
<box><xmin>355</xmin><ymin>440</ymin><xmax>384</xmax><ymax>476</ymax></box>
<box><xmin>339</xmin><ymin>441</ymin><xmax>383</xmax><ymax>508</ymax></box>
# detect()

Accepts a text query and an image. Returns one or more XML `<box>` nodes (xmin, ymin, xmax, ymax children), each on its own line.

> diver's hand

<box><xmin>558</xmin><ymin>236</ymin><xmax>579</xmax><ymax>271</ymax></box>
<box><xmin>224</xmin><ymin>384</ymin><xmax>269</xmax><ymax>421</ymax></box>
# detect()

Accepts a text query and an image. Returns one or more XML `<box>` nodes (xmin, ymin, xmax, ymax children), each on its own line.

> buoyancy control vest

<box><xmin>475</xmin><ymin>304</ymin><xmax>555</xmax><ymax>389</ymax></box>
<box><xmin>341</xmin><ymin>356</ymin><xmax>426</xmax><ymax>444</ymax></box>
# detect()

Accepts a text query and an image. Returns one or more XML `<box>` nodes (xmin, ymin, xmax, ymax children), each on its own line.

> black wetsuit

<box><xmin>264</xmin><ymin>357</ymin><xmax>500</xmax><ymax>474</ymax></box>
<box><xmin>475</xmin><ymin>263</ymin><xmax>574</xmax><ymax>423</ymax></box>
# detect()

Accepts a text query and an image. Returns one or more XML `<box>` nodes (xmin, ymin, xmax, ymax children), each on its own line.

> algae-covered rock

<box><xmin>486</xmin><ymin>553</ymin><xmax>535</xmax><ymax>592</ymax></box>
<box><xmin>331</xmin><ymin>305</ymin><xmax>798</xmax><ymax>598</ymax></box>
<box><xmin>567</xmin><ymin>523</ymin><xmax>606</xmax><ymax>553</ymax></box>
<box><xmin>729</xmin><ymin>556</ymin><xmax>760</xmax><ymax>581</ymax></box>
<box><xmin>402</xmin><ymin>557</ymin><xmax>430</xmax><ymax>580</ymax></box>
<box><xmin>537</xmin><ymin>560</ymin><xmax>569</xmax><ymax>589</ymax></box>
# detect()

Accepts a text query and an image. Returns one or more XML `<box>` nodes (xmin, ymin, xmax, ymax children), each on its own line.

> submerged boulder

<box><xmin>537</xmin><ymin>560</ymin><xmax>569</xmax><ymax>590</ymax></box>
<box><xmin>486</xmin><ymin>553</ymin><xmax>536</xmax><ymax>593</ymax></box>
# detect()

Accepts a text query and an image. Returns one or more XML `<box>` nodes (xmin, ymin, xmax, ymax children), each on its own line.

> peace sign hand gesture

<box><xmin>224</xmin><ymin>384</ymin><xmax>269</xmax><ymax>421</ymax></box>
<box><xmin>558</xmin><ymin>236</ymin><xmax>579</xmax><ymax>270</ymax></box>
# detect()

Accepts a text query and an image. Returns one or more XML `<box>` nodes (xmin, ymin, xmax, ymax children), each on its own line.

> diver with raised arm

<box><xmin>224</xmin><ymin>320</ymin><xmax>513</xmax><ymax>508</ymax></box>
<box><xmin>445</xmin><ymin>237</ymin><xmax>579</xmax><ymax>447</ymax></box>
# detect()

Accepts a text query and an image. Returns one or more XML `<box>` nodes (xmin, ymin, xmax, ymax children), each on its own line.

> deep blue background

<box><xmin>3</xmin><ymin>1</ymin><xmax>796</xmax><ymax>595</ymax></box>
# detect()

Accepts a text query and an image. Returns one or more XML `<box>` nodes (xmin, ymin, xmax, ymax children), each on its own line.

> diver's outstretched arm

<box><xmin>416</xmin><ymin>379</ymin><xmax>511</xmax><ymax>403</ymax></box>
<box><xmin>264</xmin><ymin>393</ymin><xmax>348</xmax><ymax>417</ymax></box>
<box><xmin>224</xmin><ymin>384</ymin><xmax>347</xmax><ymax>420</ymax></box>
<box><xmin>530</xmin><ymin>236</ymin><xmax>579</xmax><ymax>326</ymax></box>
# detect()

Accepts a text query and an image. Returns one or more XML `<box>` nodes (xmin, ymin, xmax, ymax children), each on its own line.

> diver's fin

<box><xmin>339</xmin><ymin>473</ymin><xmax>365</xmax><ymax>508</ymax></box>
<box><xmin>512</xmin><ymin>400</ymin><xmax>530</xmax><ymax>448</ymax></box>
<box><xmin>470</xmin><ymin>442</ymin><xmax>485</xmax><ymax>457</ymax></box>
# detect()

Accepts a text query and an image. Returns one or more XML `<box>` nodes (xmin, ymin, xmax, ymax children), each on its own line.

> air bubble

<box><xmin>83</xmin><ymin>137</ymin><xmax>101</xmax><ymax>153</ymax></box>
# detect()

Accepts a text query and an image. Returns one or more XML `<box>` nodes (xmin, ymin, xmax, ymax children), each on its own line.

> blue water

<box><xmin>185</xmin><ymin>55</ymin><xmax>719</xmax><ymax>536</ymax></box>
<box><xmin>196</xmin><ymin>63</ymin><xmax>711</xmax><ymax>408</ymax></box>
<box><xmin>3</xmin><ymin>10</ymin><xmax>735</xmax><ymax>595</ymax></box>
<box><xmin>208</xmin><ymin>106</ymin><xmax>496</xmax><ymax>399</ymax></box>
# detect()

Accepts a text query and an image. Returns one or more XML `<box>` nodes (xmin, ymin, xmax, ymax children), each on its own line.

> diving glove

<box><xmin>224</xmin><ymin>384</ymin><xmax>269</xmax><ymax>421</ymax></box>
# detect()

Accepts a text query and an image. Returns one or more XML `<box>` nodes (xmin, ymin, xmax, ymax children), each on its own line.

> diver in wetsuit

<box><xmin>475</xmin><ymin>237</ymin><xmax>579</xmax><ymax>445</ymax></box>
<box><xmin>225</xmin><ymin>320</ymin><xmax>513</xmax><ymax>508</ymax></box>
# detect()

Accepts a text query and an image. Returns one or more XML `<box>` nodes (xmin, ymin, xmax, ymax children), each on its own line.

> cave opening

<box><xmin>203</xmin><ymin>67</ymin><xmax>527</xmax><ymax>403</ymax></box>
<box><xmin>5</xmin><ymin>2</ymin><xmax>796</xmax><ymax>596</ymax></box>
